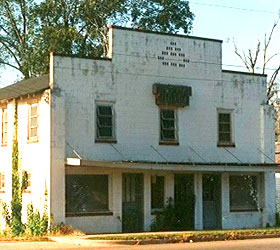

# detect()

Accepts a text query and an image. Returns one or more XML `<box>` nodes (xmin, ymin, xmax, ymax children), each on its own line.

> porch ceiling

<box><xmin>66</xmin><ymin>158</ymin><xmax>280</xmax><ymax>172</ymax></box>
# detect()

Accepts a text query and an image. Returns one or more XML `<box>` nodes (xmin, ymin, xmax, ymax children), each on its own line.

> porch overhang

<box><xmin>66</xmin><ymin>158</ymin><xmax>280</xmax><ymax>172</ymax></box>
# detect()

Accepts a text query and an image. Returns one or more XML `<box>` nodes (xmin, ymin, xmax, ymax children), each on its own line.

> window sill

<box><xmin>159</xmin><ymin>141</ymin><xmax>179</xmax><ymax>146</ymax></box>
<box><xmin>217</xmin><ymin>143</ymin><xmax>235</xmax><ymax>148</ymax></box>
<box><xmin>66</xmin><ymin>211</ymin><xmax>113</xmax><ymax>217</ymax></box>
<box><xmin>230</xmin><ymin>209</ymin><xmax>260</xmax><ymax>213</ymax></box>
<box><xmin>27</xmin><ymin>138</ymin><xmax>39</xmax><ymax>144</ymax></box>
<box><xmin>95</xmin><ymin>138</ymin><xmax>117</xmax><ymax>144</ymax></box>
<box><xmin>0</xmin><ymin>190</ymin><xmax>5</xmax><ymax>193</ymax></box>
<box><xmin>1</xmin><ymin>144</ymin><xmax>7</xmax><ymax>147</ymax></box>
<box><xmin>23</xmin><ymin>190</ymin><xmax>31</xmax><ymax>194</ymax></box>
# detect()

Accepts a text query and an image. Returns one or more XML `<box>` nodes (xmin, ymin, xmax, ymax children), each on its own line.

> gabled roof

<box><xmin>0</xmin><ymin>74</ymin><xmax>49</xmax><ymax>101</ymax></box>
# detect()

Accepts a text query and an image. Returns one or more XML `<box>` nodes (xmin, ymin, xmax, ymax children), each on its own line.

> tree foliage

<box><xmin>0</xmin><ymin>0</ymin><xmax>37</xmax><ymax>78</ymax></box>
<box><xmin>0</xmin><ymin>0</ymin><xmax>194</xmax><ymax>79</ymax></box>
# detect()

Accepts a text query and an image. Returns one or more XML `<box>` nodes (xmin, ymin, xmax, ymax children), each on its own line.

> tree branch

<box><xmin>233</xmin><ymin>40</ymin><xmax>251</xmax><ymax>72</ymax></box>
<box><xmin>0</xmin><ymin>38</ymin><xmax>21</xmax><ymax>67</ymax></box>
<box><xmin>0</xmin><ymin>59</ymin><xmax>21</xmax><ymax>72</ymax></box>
<box><xmin>3</xmin><ymin>0</ymin><xmax>23</xmax><ymax>44</ymax></box>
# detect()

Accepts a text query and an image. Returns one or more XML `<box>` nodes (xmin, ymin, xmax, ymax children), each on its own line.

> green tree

<box><xmin>0</xmin><ymin>0</ymin><xmax>37</xmax><ymax>79</ymax></box>
<box><xmin>0</xmin><ymin>0</ymin><xmax>194</xmax><ymax>79</ymax></box>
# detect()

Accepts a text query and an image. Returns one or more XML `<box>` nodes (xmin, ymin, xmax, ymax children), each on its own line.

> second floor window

<box><xmin>28</xmin><ymin>103</ymin><xmax>38</xmax><ymax>141</ymax></box>
<box><xmin>96</xmin><ymin>105</ymin><xmax>115</xmax><ymax>141</ymax></box>
<box><xmin>0</xmin><ymin>173</ymin><xmax>5</xmax><ymax>192</ymax></box>
<box><xmin>160</xmin><ymin>109</ymin><xmax>177</xmax><ymax>143</ymax></box>
<box><xmin>218</xmin><ymin>111</ymin><xmax>233</xmax><ymax>146</ymax></box>
<box><xmin>1</xmin><ymin>108</ymin><xmax>7</xmax><ymax>145</ymax></box>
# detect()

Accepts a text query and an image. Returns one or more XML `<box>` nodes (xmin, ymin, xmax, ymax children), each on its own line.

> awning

<box><xmin>66</xmin><ymin>158</ymin><xmax>279</xmax><ymax>172</ymax></box>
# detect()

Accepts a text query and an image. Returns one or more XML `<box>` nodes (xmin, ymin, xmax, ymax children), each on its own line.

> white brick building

<box><xmin>0</xmin><ymin>26</ymin><xmax>277</xmax><ymax>233</ymax></box>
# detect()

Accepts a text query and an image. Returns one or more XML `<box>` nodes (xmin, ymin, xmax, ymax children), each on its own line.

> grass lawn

<box><xmin>86</xmin><ymin>228</ymin><xmax>280</xmax><ymax>242</ymax></box>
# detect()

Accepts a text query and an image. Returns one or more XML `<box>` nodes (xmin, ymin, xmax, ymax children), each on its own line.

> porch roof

<box><xmin>0</xmin><ymin>74</ymin><xmax>49</xmax><ymax>101</ymax></box>
<box><xmin>66</xmin><ymin>158</ymin><xmax>280</xmax><ymax>172</ymax></box>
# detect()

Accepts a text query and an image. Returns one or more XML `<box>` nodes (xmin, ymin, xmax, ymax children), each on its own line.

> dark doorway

<box><xmin>122</xmin><ymin>173</ymin><xmax>144</xmax><ymax>232</ymax></box>
<box><xmin>174</xmin><ymin>174</ymin><xmax>195</xmax><ymax>230</ymax></box>
<box><xmin>203</xmin><ymin>174</ymin><xmax>221</xmax><ymax>229</ymax></box>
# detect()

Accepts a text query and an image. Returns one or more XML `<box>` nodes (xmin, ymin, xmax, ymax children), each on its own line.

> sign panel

<box><xmin>153</xmin><ymin>83</ymin><xmax>192</xmax><ymax>107</ymax></box>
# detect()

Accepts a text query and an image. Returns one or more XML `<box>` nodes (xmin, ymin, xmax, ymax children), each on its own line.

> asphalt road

<box><xmin>2</xmin><ymin>238</ymin><xmax>280</xmax><ymax>250</ymax></box>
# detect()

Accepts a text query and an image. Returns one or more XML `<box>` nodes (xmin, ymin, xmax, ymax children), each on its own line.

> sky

<box><xmin>189</xmin><ymin>0</ymin><xmax>280</xmax><ymax>75</ymax></box>
<box><xmin>0</xmin><ymin>0</ymin><xmax>279</xmax><ymax>87</ymax></box>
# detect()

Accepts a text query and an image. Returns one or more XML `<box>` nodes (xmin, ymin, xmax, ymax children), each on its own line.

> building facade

<box><xmin>0</xmin><ymin>26</ymin><xmax>277</xmax><ymax>233</ymax></box>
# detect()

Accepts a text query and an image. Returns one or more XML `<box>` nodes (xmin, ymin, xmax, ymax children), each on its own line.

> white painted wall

<box><xmin>49</xmin><ymin>27</ymin><xmax>275</xmax><ymax>232</ymax></box>
<box><xmin>0</xmin><ymin>92</ymin><xmax>51</xmax><ymax>229</ymax></box>
<box><xmin>52</xmin><ymin>27</ymin><xmax>271</xmax><ymax>165</ymax></box>
<box><xmin>0</xmin><ymin>28</ymin><xmax>275</xmax><ymax>233</ymax></box>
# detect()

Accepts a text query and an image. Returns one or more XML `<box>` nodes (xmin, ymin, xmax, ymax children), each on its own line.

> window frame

<box><xmin>65</xmin><ymin>174</ymin><xmax>112</xmax><ymax>217</ymax></box>
<box><xmin>0</xmin><ymin>172</ymin><xmax>5</xmax><ymax>193</ymax></box>
<box><xmin>229</xmin><ymin>174</ymin><xmax>259</xmax><ymax>212</ymax></box>
<box><xmin>159</xmin><ymin>107</ymin><xmax>178</xmax><ymax>145</ymax></box>
<box><xmin>151</xmin><ymin>175</ymin><xmax>165</xmax><ymax>210</ymax></box>
<box><xmin>22</xmin><ymin>171</ymin><xmax>31</xmax><ymax>193</ymax></box>
<box><xmin>95</xmin><ymin>103</ymin><xmax>116</xmax><ymax>143</ymax></box>
<box><xmin>27</xmin><ymin>103</ymin><xmax>39</xmax><ymax>143</ymax></box>
<box><xmin>1</xmin><ymin>108</ymin><xmax>8</xmax><ymax>146</ymax></box>
<box><xmin>217</xmin><ymin>109</ymin><xmax>235</xmax><ymax>147</ymax></box>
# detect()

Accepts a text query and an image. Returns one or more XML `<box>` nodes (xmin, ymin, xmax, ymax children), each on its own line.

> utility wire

<box><xmin>0</xmin><ymin>52</ymin><xmax>276</xmax><ymax>93</ymax></box>
<box><xmin>189</xmin><ymin>1</ymin><xmax>280</xmax><ymax>16</ymax></box>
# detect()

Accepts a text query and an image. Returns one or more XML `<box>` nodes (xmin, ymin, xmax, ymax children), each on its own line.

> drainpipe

<box><xmin>260</xmin><ymin>105</ymin><xmax>265</xmax><ymax>163</ymax></box>
<box><xmin>260</xmin><ymin>105</ymin><xmax>266</xmax><ymax>227</ymax></box>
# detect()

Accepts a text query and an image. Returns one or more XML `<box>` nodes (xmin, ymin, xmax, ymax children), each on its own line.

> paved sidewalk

<box><xmin>48</xmin><ymin>229</ymin><xmax>280</xmax><ymax>247</ymax></box>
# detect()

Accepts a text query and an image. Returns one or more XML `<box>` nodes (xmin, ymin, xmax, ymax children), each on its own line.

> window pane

<box><xmin>0</xmin><ymin>173</ymin><xmax>4</xmax><ymax>189</ymax></box>
<box><xmin>30</xmin><ymin>128</ymin><xmax>37</xmax><ymax>137</ymax></box>
<box><xmin>219</xmin><ymin>132</ymin><xmax>231</xmax><ymax>142</ymax></box>
<box><xmin>219</xmin><ymin>113</ymin><xmax>230</xmax><ymax>122</ymax></box>
<box><xmin>98</xmin><ymin>117</ymin><xmax>112</xmax><ymax>127</ymax></box>
<box><xmin>98</xmin><ymin>127</ymin><xmax>113</xmax><ymax>137</ymax></box>
<box><xmin>230</xmin><ymin>175</ymin><xmax>258</xmax><ymax>211</ymax></box>
<box><xmin>30</xmin><ymin>117</ymin><xmax>37</xmax><ymax>127</ymax></box>
<box><xmin>66</xmin><ymin>175</ymin><xmax>109</xmax><ymax>213</ymax></box>
<box><xmin>160</xmin><ymin>109</ymin><xmax>177</xmax><ymax>141</ymax></box>
<box><xmin>31</xmin><ymin>105</ymin><xmax>37</xmax><ymax>116</ymax></box>
<box><xmin>218</xmin><ymin>112</ymin><xmax>232</xmax><ymax>144</ymax></box>
<box><xmin>3</xmin><ymin>133</ymin><xmax>7</xmax><ymax>143</ymax></box>
<box><xmin>162</xmin><ymin>120</ymin><xmax>175</xmax><ymax>129</ymax></box>
<box><xmin>2</xmin><ymin>109</ymin><xmax>7</xmax><ymax>144</ymax></box>
<box><xmin>96</xmin><ymin>105</ymin><xmax>114</xmax><ymax>139</ymax></box>
<box><xmin>162</xmin><ymin>110</ymin><xmax>174</xmax><ymax>119</ymax></box>
<box><xmin>219</xmin><ymin>123</ymin><xmax>230</xmax><ymax>132</ymax></box>
<box><xmin>151</xmin><ymin>176</ymin><xmax>165</xmax><ymax>209</ymax></box>
<box><xmin>98</xmin><ymin>106</ymin><xmax>112</xmax><ymax>116</ymax></box>
<box><xmin>162</xmin><ymin>130</ymin><xmax>175</xmax><ymax>140</ymax></box>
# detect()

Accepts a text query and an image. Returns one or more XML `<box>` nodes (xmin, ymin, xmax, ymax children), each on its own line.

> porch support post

<box><xmin>112</xmin><ymin>171</ymin><xmax>122</xmax><ymax>232</ymax></box>
<box><xmin>194</xmin><ymin>173</ymin><xmax>203</xmax><ymax>230</ymax></box>
<box><xmin>144</xmin><ymin>173</ymin><xmax>151</xmax><ymax>231</ymax></box>
<box><xmin>262</xmin><ymin>171</ymin><xmax>276</xmax><ymax>227</ymax></box>
<box><xmin>221</xmin><ymin>173</ymin><xmax>230</xmax><ymax>229</ymax></box>
<box><xmin>165</xmin><ymin>173</ymin><xmax>174</xmax><ymax>201</ymax></box>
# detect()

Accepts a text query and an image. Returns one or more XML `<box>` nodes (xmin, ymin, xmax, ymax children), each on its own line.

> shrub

<box><xmin>49</xmin><ymin>223</ymin><xmax>84</xmax><ymax>236</ymax></box>
<box><xmin>151</xmin><ymin>196</ymin><xmax>195</xmax><ymax>231</ymax></box>
<box><xmin>26</xmin><ymin>204</ymin><xmax>48</xmax><ymax>236</ymax></box>
<box><xmin>2</xmin><ymin>202</ymin><xmax>11</xmax><ymax>227</ymax></box>
<box><xmin>276</xmin><ymin>212</ymin><xmax>280</xmax><ymax>227</ymax></box>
